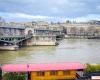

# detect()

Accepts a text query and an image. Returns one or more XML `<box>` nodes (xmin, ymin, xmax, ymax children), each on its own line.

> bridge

<box><xmin>0</xmin><ymin>34</ymin><xmax>33</xmax><ymax>46</ymax></box>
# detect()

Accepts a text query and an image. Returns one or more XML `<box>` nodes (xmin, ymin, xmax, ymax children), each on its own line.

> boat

<box><xmin>2</xmin><ymin>62</ymin><xmax>85</xmax><ymax>80</ymax></box>
<box><xmin>0</xmin><ymin>45</ymin><xmax>19</xmax><ymax>51</ymax></box>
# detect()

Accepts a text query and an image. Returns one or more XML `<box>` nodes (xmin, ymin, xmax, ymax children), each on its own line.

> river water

<box><xmin>0</xmin><ymin>39</ymin><xmax>100</xmax><ymax>64</ymax></box>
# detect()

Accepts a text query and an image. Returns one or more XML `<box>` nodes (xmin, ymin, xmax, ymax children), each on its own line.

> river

<box><xmin>0</xmin><ymin>39</ymin><xmax>100</xmax><ymax>64</ymax></box>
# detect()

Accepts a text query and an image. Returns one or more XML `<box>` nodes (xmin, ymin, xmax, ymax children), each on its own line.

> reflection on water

<box><xmin>0</xmin><ymin>39</ymin><xmax>100</xmax><ymax>64</ymax></box>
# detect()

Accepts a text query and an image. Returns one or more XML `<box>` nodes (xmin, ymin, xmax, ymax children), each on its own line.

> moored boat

<box><xmin>1</xmin><ymin>62</ymin><xmax>85</xmax><ymax>80</ymax></box>
<box><xmin>0</xmin><ymin>45</ymin><xmax>19</xmax><ymax>51</ymax></box>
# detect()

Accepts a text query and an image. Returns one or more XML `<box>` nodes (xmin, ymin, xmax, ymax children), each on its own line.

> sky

<box><xmin>0</xmin><ymin>0</ymin><xmax>100</xmax><ymax>22</ymax></box>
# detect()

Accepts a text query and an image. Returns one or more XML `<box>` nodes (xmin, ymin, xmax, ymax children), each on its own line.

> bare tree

<box><xmin>79</xmin><ymin>27</ymin><xmax>85</xmax><ymax>36</ymax></box>
<box><xmin>70</xmin><ymin>27</ymin><xmax>77</xmax><ymax>36</ymax></box>
<box><xmin>87</xmin><ymin>26</ymin><xmax>95</xmax><ymax>36</ymax></box>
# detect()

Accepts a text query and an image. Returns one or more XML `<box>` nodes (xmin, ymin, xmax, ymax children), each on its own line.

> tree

<box><xmin>87</xmin><ymin>26</ymin><xmax>95</xmax><ymax>36</ymax></box>
<box><xmin>84</xmin><ymin>64</ymin><xmax>100</xmax><ymax>75</ymax></box>
<box><xmin>79</xmin><ymin>27</ymin><xmax>85</xmax><ymax>36</ymax></box>
<box><xmin>66</xmin><ymin>20</ymin><xmax>71</xmax><ymax>23</ymax></box>
<box><xmin>70</xmin><ymin>27</ymin><xmax>77</xmax><ymax>36</ymax></box>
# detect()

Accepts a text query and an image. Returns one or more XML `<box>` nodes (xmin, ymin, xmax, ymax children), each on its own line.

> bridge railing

<box><xmin>0</xmin><ymin>34</ymin><xmax>33</xmax><ymax>44</ymax></box>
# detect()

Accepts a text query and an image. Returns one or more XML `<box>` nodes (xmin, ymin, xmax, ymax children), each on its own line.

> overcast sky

<box><xmin>0</xmin><ymin>0</ymin><xmax>100</xmax><ymax>22</ymax></box>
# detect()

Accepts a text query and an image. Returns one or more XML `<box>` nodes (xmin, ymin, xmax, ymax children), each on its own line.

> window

<box><xmin>50</xmin><ymin>71</ymin><xmax>58</xmax><ymax>76</ymax></box>
<box><xmin>63</xmin><ymin>71</ymin><xmax>70</xmax><ymax>75</ymax></box>
<box><xmin>37</xmin><ymin>71</ymin><xmax>45</xmax><ymax>76</ymax></box>
<box><xmin>36</xmin><ymin>37</ymin><xmax>39</xmax><ymax>40</ymax></box>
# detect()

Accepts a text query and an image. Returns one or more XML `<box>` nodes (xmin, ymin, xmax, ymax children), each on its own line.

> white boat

<box><xmin>0</xmin><ymin>45</ymin><xmax>19</xmax><ymax>51</ymax></box>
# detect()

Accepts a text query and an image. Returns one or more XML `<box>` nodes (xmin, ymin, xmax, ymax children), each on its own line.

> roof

<box><xmin>0</xmin><ymin>26</ymin><xmax>25</xmax><ymax>29</ymax></box>
<box><xmin>2</xmin><ymin>62</ymin><xmax>85</xmax><ymax>72</ymax></box>
<box><xmin>2</xmin><ymin>64</ymin><xmax>28</xmax><ymax>72</ymax></box>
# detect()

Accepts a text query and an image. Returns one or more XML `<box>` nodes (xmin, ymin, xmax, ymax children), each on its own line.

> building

<box><xmin>32</xmin><ymin>35</ymin><xmax>57</xmax><ymax>46</ymax></box>
<box><xmin>33</xmin><ymin>29</ymin><xmax>58</xmax><ymax>46</ymax></box>
<box><xmin>0</xmin><ymin>25</ymin><xmax>25</xmax><ymax>36</ymax></box>
<box><xmin>33</xmin><ymin>21</ymin><xmax>49</xmax><ymax>26</ymax></box>
<box><xmin>88</xmin><ymin>20</ymin><xmax>100</xmax><ymax>25</ymax></box>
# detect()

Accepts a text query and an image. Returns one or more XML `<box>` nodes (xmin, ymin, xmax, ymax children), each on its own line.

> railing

<box><xmin>76</xmin><ymin>73</ymin><xmax>90</xmax><ymax>80</ymax></box>
<box><xmin>0</xmin><ymin>34</ymin><xmax>33</xmax><ymax>44</ymax></box>
<box><xmin>76</xmin><ymin>73</ymin><xmax>82</xmax><ymax>80</ymax></box>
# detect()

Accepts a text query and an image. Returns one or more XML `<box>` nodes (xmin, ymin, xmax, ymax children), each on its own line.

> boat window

<box><xmin>50</xmin><ymin>71</ymin><xmax>58</xmax><ymax>76</ymax></box>
<box><xmin>63</xmin><ymin>71</ymin><xmax>70</xmax><ymax>75</ymax></box>
<box><xmin>37</xmin><ymin>71</ymin><xmax>45</xmax><ymax>76</ymax></box>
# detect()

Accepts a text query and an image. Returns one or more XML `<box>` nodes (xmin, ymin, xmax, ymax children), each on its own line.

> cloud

<box><xmin>0</xmin><ymin>12</ymin><xmax>67</xmax><ymax>22</ymax></box>
<box><xmin>0</xmin><ymin>0</ymin><xmax>95</xmax><ymax>16</ymax></box>
<box><xmin>50</xmin><ymin>7</ymin><xmax>59</xmax><ymax>14</ymax></box>
<box><xmin>97</xmin><ymin>5</ymin><xmax>100</xmax><ymax>10</ymax></box>
<box><xmin>0</xmin><ymin>12</ymin><xmax>51</xmax><ymax>21</ymax></box>
<box><xmin>0</xmin><ymin>0</ymin><xmax>100</xmax><ymax>22</ymax></box>
<box><xmin>0</xmin><ymin>12</ymin><xmax>100</xmax><ymax>22</ymax></box>
<box><xmin>12</xmin><ymin>13</ymin><xmax>53</xmax><ymax>19</ymax></box>
<box><xmin>73</xmin><ymin>14</ymin><xmax>100</xmax><ymax>22</ymax></box>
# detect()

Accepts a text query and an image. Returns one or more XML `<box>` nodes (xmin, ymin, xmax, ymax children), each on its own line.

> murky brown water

<box><xmin>0</xmin><ymin>39</ymin><xmax>100</xmax><ymax>64</ymax></box>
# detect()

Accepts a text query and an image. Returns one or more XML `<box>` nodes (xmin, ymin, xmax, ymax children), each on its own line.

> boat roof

<box><xmin>2</xmin><ymin>62</ymin><xmax>85</xmax><ymax>72</ymax></box>
<box><xmin>2</xmin><ymin>64</ymin><xmax>28</xmax><ymax>72</ymax></box>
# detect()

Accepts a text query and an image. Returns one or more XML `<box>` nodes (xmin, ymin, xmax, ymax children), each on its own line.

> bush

<box><xmin>3</xmin><ymin>72</ymin><xmax>27</xmax><ymax>80</ymax></box>
<box><xmin>84</xmin><ymin>64</ymin><xmax>100</xmax><ymax>75</ymax></box>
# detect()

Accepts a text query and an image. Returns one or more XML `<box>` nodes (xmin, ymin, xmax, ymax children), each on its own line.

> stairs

<box><xmin>76</xmin><ymin>73</ymin><xmax>82</xmax><ymax>80</ymax></box>
<box><xmin>76</xmin><ymin>73</ymin><xmax>90</xmax><ymax>80</ymax></box>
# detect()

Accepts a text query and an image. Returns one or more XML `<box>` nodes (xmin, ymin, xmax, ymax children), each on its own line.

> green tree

<box><xmin>84</xmin><ymin>64</ymin><xmax>100</xmax><ymax>75</ymax></box>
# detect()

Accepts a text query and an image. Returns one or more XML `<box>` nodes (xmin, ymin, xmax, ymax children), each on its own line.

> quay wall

<box><xmin>32</xmin><ymin>41</ymin><xmax>57</xmax><ymax>46</ymax></box>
